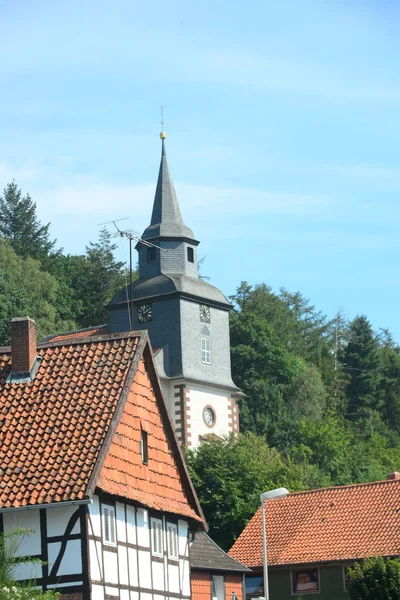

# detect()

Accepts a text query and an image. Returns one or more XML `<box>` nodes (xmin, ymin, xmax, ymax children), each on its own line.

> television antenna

<box><xmin>99</xmin><ymin>218</ymin><xmax>166</xmax><ymax>329</ymax></box>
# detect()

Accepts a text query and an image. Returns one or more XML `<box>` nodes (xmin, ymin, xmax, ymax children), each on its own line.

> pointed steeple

<box><xmin>142</xmin><ymin>133</ymin><xmax>196</xmax><ymax>242</ymax></box>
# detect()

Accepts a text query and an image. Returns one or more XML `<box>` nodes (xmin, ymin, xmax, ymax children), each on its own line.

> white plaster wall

<box><xmin>3</xmin><ymin>509</ymin><xmax>41</xmax><ymax>556</ymax></box>
<box><xmin>118</xmin><ymin>544</ymin><xmax>129</xmax><ymax>585</ymax></box>
<box><xmin>104</xmin><ymin>550</ymin><xmax>119</xmax><ymax>584</ymax></box>
<box><xmin>46</xmin><ymin>505</ymin><xmax>80</xmax><ymax>537</ymax></box>
<box><xmin>179</xmin><ymin>559</ymin><xmax>191</xmax><ymax>597</ymax></box>
<box><xmin>168</xmin><ymin>564</ymin><xmax>180</xmax><ymax>593</ymax></box>
<box><xmin>126</xmin><ymin>505</ymin><xmax>136</xmax><ymax>545</ymax></box>
<box><xmin>138</xmin><ymin>549</ymin><xmax>152</xmax><ymax>588</ymax></box>
<box><xmin>136</xmin><ymin>509</ymin><xmax>150</xmax><ymax>547</ymax></box>
<box><xmin>89</xmin><ymin>495</ymin><xmax>102</xmax><ymax>537</ymax></box>
<box><xmin>89</xmin><ymin>539</ymin><xmax>103</xmax><ymax>581</ymax></box>
<box><xmin>48</xmin><ymin>538</ymin><xmax>82</xmax><ymax>575</ymax></box>
<box><xmin>105</xmin><ymin>585</ymin><xmax>119</xmax><ymax>597</ymax></box>
<box><xmin>177</xmin><ymin>520</ymin><xmax>188</xmax><ymax>556</ymax></box>
<box><xmin>12</xmin><ymin>560</ymin><xmax>42</xmax><ymax>582</ymax></box>
<box><xmin>152</xmin><ymin>560</ymin><xmax>165</xmax><ymax>591</ymax></box>
<box><xmin>187</xmin><ymin>383</ymin><xmax>231</xmax><ymax>447</ymax></box>
<box><xmin>116</xmin><ymin>502</ymin><xmax>127</xmax><ymax>542</ymax></box>
<box><xmin>92</xmin><ymin>584</ymin><xmax>105</xmax><ymax>600</ymax></box>
<box><xmin>128</xmin><ymin>547</ymin><xmax>138</xmax><ymax>586</ymax></box>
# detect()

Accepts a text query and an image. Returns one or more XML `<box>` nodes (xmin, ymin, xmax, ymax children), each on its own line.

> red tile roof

<box><xmin>229</xmin><ymin>479</ymin><xmax>400</xmax><ymax>567</ymax></box>
<box><xmin>47</xmin><ymin>325</ymin><xmax>109</xmax><ymax>342</ymax></box>
<box><xmin>97</xmin><ymin>356</ymin><xmax>201</xmax><ymax>520</ymax></box>
<box><xmin>0</xmin><ymin>332</ymin><xmax>204</xmax><ymax>523</ymax></box>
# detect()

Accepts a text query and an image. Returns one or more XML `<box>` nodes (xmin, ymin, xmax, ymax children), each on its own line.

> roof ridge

<box><xmin>285</xmin><ymin>478</ymin><xmax>400</xmax><ymax>497</ymax></box>
<box><xmin>36</xmin><ymin>330</ymin><xmax>145</xmax><ymax>349</ymax></box>
<box><xmin>0</xmin><ymin>330</ymin><xmax>146</xmax><ymax>354</ymax></box>
<box><xmin>41</xmin><ymin>324</ymin><xmax>108</xmax><ymax>341</ymax></box>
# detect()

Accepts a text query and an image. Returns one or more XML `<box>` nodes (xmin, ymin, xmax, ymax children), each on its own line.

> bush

<box><xmin>347</xmin><ymin>556</ymin><xmax>400</xmax><ymax>600</ymax></box>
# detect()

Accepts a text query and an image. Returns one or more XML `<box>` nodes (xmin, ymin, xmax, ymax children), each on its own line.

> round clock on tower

<box><xmin>108</xmin><ymin>132</ymin><xmax>241</xmax><ymax>448</ymax></box>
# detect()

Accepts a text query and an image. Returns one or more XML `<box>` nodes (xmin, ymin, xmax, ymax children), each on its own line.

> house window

<box><xmin>147</xmin><ymin>247</ymin><xmax>156</xmax><ymax>262</ymax></box>
<box><xmin>245</xmin><ymin>576</ymin><xmax>263</xmax><ymax>599</ymax></box>
<box><xmin>167</xmin><ymin>522</ymin><xmax>178</xmax><ymax>560</ymax></box>
<box><xmin>292</xmin><ymin>569</ymin><xmax>319</xmax><ymax>594</ymax></box>
<box><xmin>102</xmin><ymin>504</ymin><xmax>116</xmax><ymax>546</ymax></box>
<box><xmin>201</xmin><ymin>338</ymin><xmax>211</xmax><ymax>364</ymax></box>
<box><xmin>141</xmin><ymin>429</ymin><xmax>148</xmax><ymax>464</ymax></box>
<box><xmin>151</xmin><ymin>518</ymin><xmax>163</xmax><ymax>557</ymax></box>
<box><xmin>187</xmin><ymin>247</ymin><xmax>194</xmax><ymax>263</ymax></box>
<box><xmin>212</xmin><ymin>575</ymin><xmax>225</xmax><ymax>600</ymax></box>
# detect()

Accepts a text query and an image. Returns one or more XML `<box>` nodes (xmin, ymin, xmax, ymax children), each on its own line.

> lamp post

<box><xmin>260</xmin><ymin>487</ymin><xmax>289</xmax><ymax>600</ymax></box>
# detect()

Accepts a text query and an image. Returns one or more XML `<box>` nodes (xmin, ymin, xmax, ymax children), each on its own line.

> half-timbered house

<box><xmin>0</xmin><ymin>316</ymin><xmax>205</xmax><ymax>600</ymax></box>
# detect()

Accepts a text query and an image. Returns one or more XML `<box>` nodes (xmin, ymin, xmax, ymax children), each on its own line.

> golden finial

<box><xmin>160</xmin><ymin>106</ymin><xmax>167</xmax><ymax>139</ymax></box>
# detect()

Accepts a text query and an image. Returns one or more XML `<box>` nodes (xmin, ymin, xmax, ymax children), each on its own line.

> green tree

<box><xmin>0</xmin><ymin>182</ymin><xmax>57</xmax><ymax>261</ymax></box>
<box><xmin>340</xmin><ymin>316</ymin><xmax>382</xmax><ymax>423</ymax></box>
<box><xmin>230</xmin><ymin>308</ymin><xmax>327</xmax><ymax>449</ymax></box>
<box><xmin>347</xmin><ymin>556</ymin><xmax>400</xmax><ymax>600</ymax></box>
<box><xmin>0</xmin><ymin>240</ymin><xmax>75</xmax><ymax>344</ymax></box>
<box><xmin>79</xmin><ymin>228</ymin><xmax>126</xmax><ymax>327</ymax></box>
<box><xmin>230</xmin><ymin>310</ymin><xmax>294</xmax><ymax>441</ymax></box>
<box><xmin>378</xmin><ymin>333</ymin><xmax>400</xmax><ymax>433</ymax></box>
<box><xmin>185</xmin><ymin>433</ymin><xmax>305</xmax><ymax>550</ymax></box>
<box><xmin>0</xmin><ymin>529</ymin><xmax>59</xmax><ymax>599</ymax></box>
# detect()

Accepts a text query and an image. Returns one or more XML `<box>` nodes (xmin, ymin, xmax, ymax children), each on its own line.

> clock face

<box><xmin>199</xmin><ymin>304</ymin><xmax>210</xmax><ymax>323</ymax></box>
<box><xmin>138</xmin><ymin>304</ymin><xmax>152</xmax><ymax>323</ymax></box>
<box><xmin>203</xmin><ymin>406</ymin><xmax>215</xmax><ymax>427</ymax></box>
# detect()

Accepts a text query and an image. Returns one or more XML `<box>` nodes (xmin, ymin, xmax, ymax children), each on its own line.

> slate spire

<box><xmin>142</xmin><ymin>133</ymin><xmax>196</xmax><ymax>242</ymax></box>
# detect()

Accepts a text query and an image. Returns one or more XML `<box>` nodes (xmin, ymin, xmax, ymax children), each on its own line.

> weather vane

<box><xmin>160</xmin><ymin>106</ymin><xmax>166</xmax><ymax>139</ymax></box>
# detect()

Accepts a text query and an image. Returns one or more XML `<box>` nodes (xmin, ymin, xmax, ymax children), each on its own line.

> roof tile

<box><xmin>229</xmin><ymin>480</ymin><xmax>400</xmax><ymax>567</ymax></box>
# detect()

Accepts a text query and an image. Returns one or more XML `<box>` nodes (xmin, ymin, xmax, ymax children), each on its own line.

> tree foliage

<box><xmin>0</xmin><ymin>529</ymin><xmax>59</xmax><ymax>599</ymax></box>
<box><xmin>185</xmin><ymin>433</ymin><xmax>306</xmax><ymax>550</ymax></box>
<box><xmin>0</xmin><ymin>240</ymin><xmax>76</xmax><ymax>343</ymax></box>
<box><xmin>347</xmin><ymin>556</ymin><xmax>400</xmax><ymax>600</ymax></box>
<box><xmin>0</xmin><ymin>182</ymin><xmax>57</xmax><ymax>262</ymax></box>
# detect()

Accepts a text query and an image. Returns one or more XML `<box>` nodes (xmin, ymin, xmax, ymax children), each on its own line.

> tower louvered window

<box><xmin>201</xmin><ymin>338</ymin><xmax>211</xmax><ymax>365</ymax></box>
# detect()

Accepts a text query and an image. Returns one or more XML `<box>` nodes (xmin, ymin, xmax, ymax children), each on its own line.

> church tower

<box><xmin>109</xmin><ymin>132</ymin><xmax>240</xmax><ymax>447</ymax></box>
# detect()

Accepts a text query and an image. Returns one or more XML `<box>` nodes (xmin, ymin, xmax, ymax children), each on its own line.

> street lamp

<box><xmin>260</xmin><ymin>487</ymin><xmax>289</xmax><ymax>600</ymax></box>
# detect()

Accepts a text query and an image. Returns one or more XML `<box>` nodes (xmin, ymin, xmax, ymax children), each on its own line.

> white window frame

<box><xmin>102</xmin><ymin>504</ymin><xmax>116</xmax><ymax>547</ymax></box>
<box><xmin>166</xmin><ymin>522</ymin><xmax>179</xmax><ymax>560</ymax></box>
<box><xmin>151</xmin><ymin>517</ymin><xmax>163</xmax><ymax>557</ymax></box>
<box><xmin>201</xmin><ymin>337</ymin><xmax>211</xmax><ymax>365</ymax></box>
<box><xmin>291</xmin><ymin>568</ymin><xmax>320</xmax><ymax>595</ymax></box>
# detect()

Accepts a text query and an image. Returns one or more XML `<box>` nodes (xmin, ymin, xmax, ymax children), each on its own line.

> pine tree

<box><xmin>0</xmin><ymin>181</ymin><xmax>56</xmax><ymax>261</ymax></box>
<box><xmin>341</xmin><ymin>315</ymin><xmax>382</xmax><ymax>422</ymax></box>
<box><xmin>79</xmin><ymin>228</ymin><xmax>126</xmax><ymax>327</ymax></box>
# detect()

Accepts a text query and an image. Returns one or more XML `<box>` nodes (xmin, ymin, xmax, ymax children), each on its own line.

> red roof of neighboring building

<box><xmin>46</xmin><ymin>325</ymin><xmax>109</xmax><ymax>342</ymax></box>
<box><xmin>229</xmin><ymin>479</ymin><xmax>400</xmax><ymax>567</ymax></box>
<box><xmin>0</xmin><ymin>331</ymin><xmax>204</xmax><ymax>524</ymax></box>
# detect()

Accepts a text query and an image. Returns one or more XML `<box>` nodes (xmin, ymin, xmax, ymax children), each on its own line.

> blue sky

<box><xmin>1</xmin><ymin>0</ymin><xmax>399</xmax><ymax>340</ymax></box>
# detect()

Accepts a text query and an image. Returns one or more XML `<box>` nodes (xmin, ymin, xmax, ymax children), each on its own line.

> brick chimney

<box><xmin>387</xmin><ymin>472</ymin><xmax>400</xmax><ymax>481</ymax></box>
<box><xmin>10</xmin><ymin>316</ymin><xmax>37</xmax><ymax>375</ymax></box>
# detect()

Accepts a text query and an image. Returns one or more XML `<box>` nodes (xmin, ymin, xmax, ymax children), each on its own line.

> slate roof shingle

<box><xmin>229</xmin><ymin>479</ymin><xmax>400</xmax><ymax>567</ymax></box>
<box><xmin>190</xmin><ymin>531</ymin><xmax>250</xmax><ymax>572</ymax></box>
